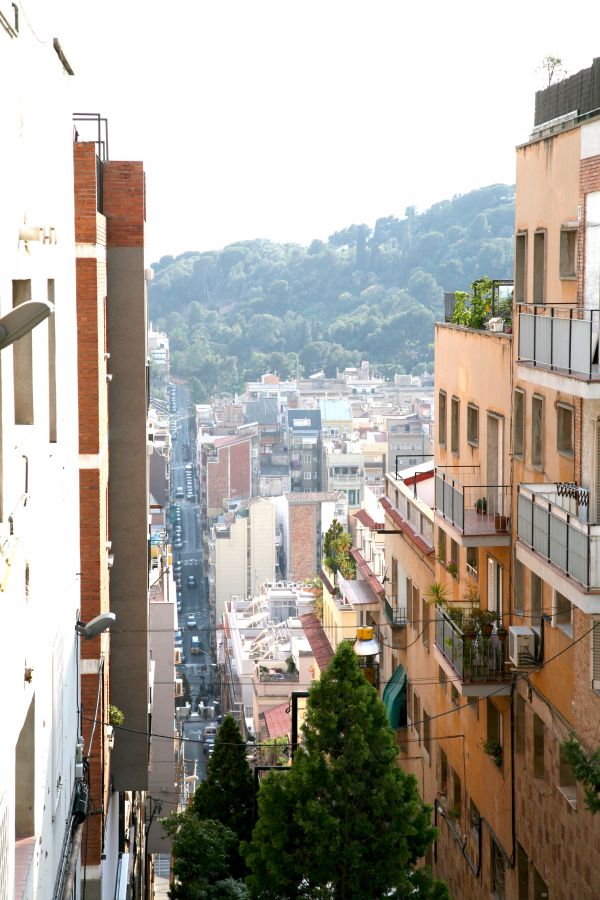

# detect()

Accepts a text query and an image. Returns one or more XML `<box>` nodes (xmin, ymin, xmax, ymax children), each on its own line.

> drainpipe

<box><xmin>510</xmin><ymin>675</ymin><xmax>517</xmax><ymax>868</ymax></box>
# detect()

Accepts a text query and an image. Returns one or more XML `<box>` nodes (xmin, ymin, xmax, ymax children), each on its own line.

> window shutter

<box><xmin>488</xmin><ymin>557</ymin><xmax>496</xmax><ymax>612</ymax></box>
<box><xmin>592</xmin><ymin>620</ymin><xmax>600</xmax><ymax>691</ymax></box>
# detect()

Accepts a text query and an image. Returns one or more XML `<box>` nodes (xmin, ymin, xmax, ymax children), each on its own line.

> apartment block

<box><xmin>0</xmin><ymin>21</ymin><xmax>82</xmax><ymax>900</ymax></box>
<box><xmin>511</xmin><ymin>57</ymin><xmax>600</xmax><ymax>900</ymax></box>
<box><xmin>272</xmin><ymin>492</ymin><xmax>348</xmax><ymax>582</ymax></box>
<box><xmin>208</xmin><ymin>498</ymin><xmax>277</xmax><ymax>624</ymax></box>
<box><xmin>287</xmin><ymin>408</ymin><xmax>322</xmax><ymax>492</ymax></box>
<box><xmin>199</xmin><ymin>433</ymin><xmax>253</xmax><ymax>523</ymax></box>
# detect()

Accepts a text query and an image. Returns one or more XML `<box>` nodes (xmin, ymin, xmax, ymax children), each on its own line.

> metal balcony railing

<box><xmin>435</xmin><ymin>607</ymin><xmax>508</xmax><ymax>683</ymax></box>
<box><xmin>384</xmin><ymin>596</ymin><xmax>407</xmax><ymax>626</ymax></box>
<box><xmin>517</xmin><ymin>304</ymin><xmax>600</xmax><ymax>379</ymax></box>
<box><xmin>435</xmin><ymin>466</ymin><xmax>511</xmax><ymax>535</ymax></box>
<box><xmin>517</xmin><ymin>483</ymin><xmax>600</xmax><ymax>589</ymax></box>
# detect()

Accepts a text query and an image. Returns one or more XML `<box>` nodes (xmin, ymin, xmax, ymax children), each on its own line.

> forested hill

<box><xmin>149</xmin><ymin>183</ymin><xmax>515</xmax><ymax>401</ymax></box>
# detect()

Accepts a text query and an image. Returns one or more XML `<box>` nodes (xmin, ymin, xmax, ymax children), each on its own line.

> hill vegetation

<box><xmin>149</xmin><ymin>183</ymin><xmax>515</xmax><ymax>400</ymax></box>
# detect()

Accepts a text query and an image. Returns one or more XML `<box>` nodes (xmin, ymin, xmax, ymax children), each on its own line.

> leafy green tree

<box><xmin>561</xmin><ymin>734</ymin><xmax>600</xmax><ymax>813</ymax></box>
<box><xmin>243</xmin><ymin>642</ymin><xmax>447</xmax><ymax>899</ymax></box>
<box><xmin>323</xmin><ymin>518</ymin><xmax>356</xmax><ymax>582</ymax></box>
<box><xmin>191</xmin><ymin>715</ymin><xmax>253</xmax><ymax>875</ymax></box>
<box><xmin>162</xmin><ymin>813</ymin><xmax>248</xmax><ymax>899</ymax></box>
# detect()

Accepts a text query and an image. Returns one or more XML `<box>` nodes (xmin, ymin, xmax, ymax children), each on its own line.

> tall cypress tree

<box><xmin>243</xmin><ymin>642</ymin><xmax>448</xmax><ymax>899</ymax></box>
<box><xmin>191</xmin><ymin>715</ymin><xmax>254</xmax><ymax>876</ymax></box>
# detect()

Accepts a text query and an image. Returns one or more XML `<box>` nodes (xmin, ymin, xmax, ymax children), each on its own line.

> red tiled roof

<box><xmin>379</xmin><ymin>496</ymin><xmax>433</xmax><ymax>556</ymax></box>
<box><xmin>354</xmin><ymin>509</ymin><xmax>384</xmax><ymax>531</ymax></box>
<box><xmin>318</xmin><ymin>568</ymin><xmax>336</xmax><ymax>595</ymax></box>
<box><xmin>264</xmin><ymin>702</ymin><xmax>291</xmax><ymax>739</ymax></box>
<box><xmin>350</xmin><ymin>548</ymin><xmax>384</xmax><ymax>596</ymax></box>
<box><xmin>300</xmin><ymin>612</ymin><xmax>334</xmax><ymax>671</ymax></box>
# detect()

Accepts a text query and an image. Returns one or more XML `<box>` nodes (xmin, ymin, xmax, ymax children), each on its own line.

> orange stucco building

<box><xmin>380</xmin><ymin>57</ymin><xmax>600</xmax><ymax>900</ymax></box>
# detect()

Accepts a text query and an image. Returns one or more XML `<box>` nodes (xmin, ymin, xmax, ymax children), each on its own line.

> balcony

<box><xmin>384</xmin><ymin>596</ymin><xmax>407</xmax><ymax>627</ymax></box>
<box><xmin>435</xmin><ymin>607</ymin><xmax>511</xmax><ymax>693</ymax></box>
<box><xmin>517</xmin><ymin>483</ymin><xmax>600</xmax><ymax>590</ymax></box>
<box><xmin>435</xmin><ymin>466</ymin><xmax>511</xmax><ymax>542</ymax></box>
<box><xmin>517</xmin><ymin>304</ymin><xmax>600</xmax><ymax>381</ymax></box>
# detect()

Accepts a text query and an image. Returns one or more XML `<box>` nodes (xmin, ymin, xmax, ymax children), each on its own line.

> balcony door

<box><xmin>487</xmin><ymin>414</ymin><xmax>504</xmax><ymax>516</ymax></box>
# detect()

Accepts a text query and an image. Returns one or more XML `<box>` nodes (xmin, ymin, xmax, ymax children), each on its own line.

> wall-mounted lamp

<box><xmin>0</xmin><ymin>300</ymin><xmax>54</xmax><ymax>350</ymax></box>
<box><xmin>75</xmin><ymin>612</ymin><xmax>116</xmax><ymax>640</ymax></box>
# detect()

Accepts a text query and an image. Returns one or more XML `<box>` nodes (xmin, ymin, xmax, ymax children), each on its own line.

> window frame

<box><xmin>557</xmin><ymin>402</ymin><xmax>574</xmax><ymax>458</ymax></box>
<box><xmin>531</xmin><ymin>394</ymin><xmax>544</xmax><ymax>470</ymax></box>
<box><xmin>515</xmin><ymin>231</ymin><xmax>527</xmax><ymax>303</ymax></box>
<box><xmin>438</xmin><ymin>390</ymin><xmax>447</xmax><ymax>448</ymax></box>
<box><xmin>559</xmin><ymin>225</ymin><xmax>577</xmax><ymax>280</ymax></box>
<box><xmin>513</xmin><ymin>388</ymin><xmax>525</xmax><ymax>459</ymax></box>
<box><xmin>467</xmin><ymin>403</ymin><xmax>479</xmax><ymax>447</ymax></box>
<box><xmin>451</xmin><ymin>396</ymin><xmax>460</xmax><ymax>455</ymax></box>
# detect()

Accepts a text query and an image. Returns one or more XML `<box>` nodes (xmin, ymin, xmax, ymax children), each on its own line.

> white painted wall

<box><xmin>0</xmin><ymin>12</ymin><xmax>81</xmax><ymax>899</ymax></box>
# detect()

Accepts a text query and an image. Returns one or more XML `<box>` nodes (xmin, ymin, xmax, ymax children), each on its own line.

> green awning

<box><xmin>382</xmin><ymin>665</ymin><xmax>407</xmax><ymax>729</ymax></box>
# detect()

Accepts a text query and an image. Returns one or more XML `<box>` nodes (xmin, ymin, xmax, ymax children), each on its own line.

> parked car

<box><xmin>175</xmin><ymin>487</ymin><xmax>184</xmax><ymax>498</ymax></box>
<box><xmin>174</xmin><ymin>540</ymin><xmax>182</xmax><ymax>550</ymax></box>
<box><xmin>187</xmin><ymin>574</ymin><xmax>196</xmax><ymax>588</ymax></box>
<box><xmin>174</xmin><ymin>630</ymin><xmax>183</xmax><ymax>647</ymax></box>
<box><xmin>203</xmin><ymin>725</ymin><xmax>218</xmax><ymax>755</ymax></box>
<box><xmin>190</xmin><ymin>636</ymin><xmax>201</xmax><ymax>655</ymax></box>
<box><xmin>187</xmin><ymin>614</ymin><xmax>197</xmax><ymax>629</ymax></box>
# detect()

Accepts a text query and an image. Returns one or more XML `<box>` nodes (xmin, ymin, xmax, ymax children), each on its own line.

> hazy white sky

<box><xmin>42</xmin><ymin>0</ymin><xmax>600</xmax><ymax>261</ymax></box>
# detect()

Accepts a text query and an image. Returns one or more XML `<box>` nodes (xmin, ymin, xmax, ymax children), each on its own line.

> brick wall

<box><xmin>103</xmin><ymin>161</ymin><xmax>145</xmax><ymax>246</ymax></box>
<box><xmin>289</xmin><ymin>504</ymin><xmax>317</xmax><ymax>580</ymax></box>
<box><xmin>230</xmin><ymin>439</ymin><xmax>250</xmax><ymax>498</ymax></box>
<box><xmin>73</xmin><ymin>142</ymin><xmax>98</xmax><ymax>243</ymax></box>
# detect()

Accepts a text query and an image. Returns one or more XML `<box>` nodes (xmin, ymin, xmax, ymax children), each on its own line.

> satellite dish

<box><xmin>0</xmin><ymin>301</ymin><xmax>54</xmax><ymax>349</ymax></box>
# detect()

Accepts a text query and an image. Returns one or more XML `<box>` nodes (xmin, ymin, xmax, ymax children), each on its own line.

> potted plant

<box><xmin>108</xmin><ymin>704</ymin><xmax>125</xmax><ymax>727</ymax></box>
<box><xmin>426</xmin><ymin>581</ymin><xmax>450</xmax><ymax>608</ymax></box>
<box><xmin>480</xmin><ymin>610</ymin><xmax>498</xmax><ymax>637</ymax></box>
<box><xmin>481</xmin><ymin>739</ymin><xmax>503</xmax><ymax>768</ymax></box>
<box><xmin>475</xmin><ymin>497</ymin><xmax>487</xmax><ymax>515</ymax></box>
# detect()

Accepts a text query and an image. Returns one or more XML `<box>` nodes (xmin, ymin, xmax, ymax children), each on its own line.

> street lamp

<box><xmin>0</xmin><ymin>300</ymin><xmax>54</xmax><ymax>349</ymax></box>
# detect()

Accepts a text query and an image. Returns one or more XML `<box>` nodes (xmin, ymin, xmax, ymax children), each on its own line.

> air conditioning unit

<box><xmin>174</xmin><ymin>648</ymin><xmax>182</xmax><ymax>665</ymax></box>
<box><xmin>175</xmin><ymin>678</ymin><xmax>183</xmax><ymax>697</ymax></box>
<box><xmin>508</xmin><ymin>626</ymin><xmax>541</xmax><ymax>667</ymax></box>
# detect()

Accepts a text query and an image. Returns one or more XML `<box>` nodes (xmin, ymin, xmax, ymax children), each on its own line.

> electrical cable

<box><xmin>80</xmin><ymin>620</ymin><xmax>599</xmax><ymax>749</ymax></box>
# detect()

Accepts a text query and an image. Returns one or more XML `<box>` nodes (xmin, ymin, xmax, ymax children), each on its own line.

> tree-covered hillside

<box><xmin>149</xmin><ymin>183</ymin><xmax>515</xmax><ymax>400</ymax></box>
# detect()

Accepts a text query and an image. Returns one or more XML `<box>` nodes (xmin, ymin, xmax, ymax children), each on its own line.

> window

<box><xmin>515</xmin><ymin>694</ymin><xmax>526</xmax><ymax>754</ymax></box>
<box><xmin>450</xmin><ymin>539</ymin><xmax>459</xmax><ymax>578</ymax></box>
<box><xmin>558</xmin><ymin>741</ymin><xmax>577</xmax><ymax>806</ymax></box>
<box><xmin>423</xmin><ymin>710</ymin><xmax>431</xmax><ymax>759</ymax></box>
<box><xmin>438</xmin><ymin>391</ymin><xmax>447</xmax><ymax>447</ymax></box>
<box><xmin>451</xmin><ymin>397</ymin><xmax>460</xmax><ymax>454</ymax></box>
<box><xmin>531</xmin><ymin>395</ymin><xmax>544</xmax><ymax>469</ymax></box>
<box><xmin>530</xmin><ymin>573</ymin><xmax>543</xmax><ymax>625</ymax></box>
<box><xmin>467</xmin><ymin>404</ymin><xmax>479</xmax><ymax>446</ymax></box>
<box><xmin>553</xmin><ymin>591</ymin><xmax>573</xmax><ymax>636</ymax></box>
<box><xmin>469</xmin><ymin>798</ymin><xmax>481</xmax><ymax>840</ymax></box>
<box><xmin>466</xmin><ymin>546</ymin><xmax>478</xmax><ymax>579</ymax></box>
<box><xmin>486</xmin><ymin>700</ymin><xmax>503</xmax><ymax>765</ymax></box>
<box><xmin>438</xmin><ymin>665</ymin><xmax>447</xmax><ymax>692</ymax></box>
<box><xmin>412</xmin><ymin>583</ymin><xmax>419</xmax><ymax>629</ymax></box>
<box><xmin>533</xmin><ymin>230</ymin><xmax>546</xmax><ymax>303</ymax></box>
<box><xmin>452</xmin><ymin>771</ymin><xmax>462</xmax><ymax>819</ymax></box>
<box><xmin>560</xmin><ymin>226</ymin><xmax>577</xmax><ymax>279</ymax></box>
<box><xmin>533</xmin><ymin>713</ymin><xmax>545</xmax><ymax>779</ymax></box>
<box><xmin>451</xmin><ymin>684</ymin><xmax>459</xmax><ymax>708</ymax></box>
<box><xmin>517</xmin><ymin>843</ymin><xmax>529</xmax><ymax>900</ymax></box>
<box><xmin>347</xmin><ymin>489</ymin><xmax>359</xmax><ymax>506</ymax></box>
<box><xmin>303</xmin><ymin>471</ymin><xmax>312</xmax><ymax>480</ymax></box>
<box><xmin>491</xmin><ymin>836</ymin><xmax>507</xmax><ymax>900</ymax></box>
<box><xmin>487</xmin><ymin>557</ymin><xmax>503</xmax><ymax>622</ymax></box>
<box><xmin>514</xmin><ymin>558</ymin><xmax>524</xmax><ymax>616</ymax></box>
<box><xmin>391</xmin><ymin>556</ymin><xmax>398</xmax><ymax>606</ymax></box>
<box><xmin>532</xmin><ymin>866</ymin><xmax>548</xmax><ymax>900</ymax></box>
<box><xmin>515</xmin><ymin>232</ymin><xmax>527</xmax><ymax>303</ymax></box>
<box><xmin>557</xmin><ymin>403</ymin><xmax>574</xmax><ymax>457</ymax></box>
<box><xmin>513</xmin><ymin>389</ymin><xmax>525</xmax><ymax>458</ymax></box>
<box><xmin>304</xmin><ymin>454</ymin><xmax>312</xmax><ymax>463</ymax></box>
<box><xmin>422</xmin><ymin>598</ymin><xmax>429</xmax><ymax>648</ymax></box>
<box><xmin>48</xmin><ymin>280</ymin><xmax>57</xmax><ymax>442</ymax></box>
<box><xmin>413</xmin><ymin>692</ymin><xmax>421</xmax><ymax>741</ymax></box>
<box><xmin>439</xmin><ymin>748</ymin><xmax>448</xmax><ymax>795</ymax></box>
<box><xmin>13</xmin><ymin>279</ymin><xmax>34</xmax><ymax>425</ymax></box>
<box><xmin>438</xmin><ymin>528</ymin><xmax>447</xmax><ymax>565</ymax></box>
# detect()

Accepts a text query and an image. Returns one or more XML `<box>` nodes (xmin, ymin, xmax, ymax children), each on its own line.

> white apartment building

<box><xmin>208</xmin><ymin>498</ymin><xmax>277</xmax><ymax>624</ymax></box>
<box><xmin>0</xmin><ymin>16</ymin><xmax>83</xmax><ymax>900</ymax></box>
